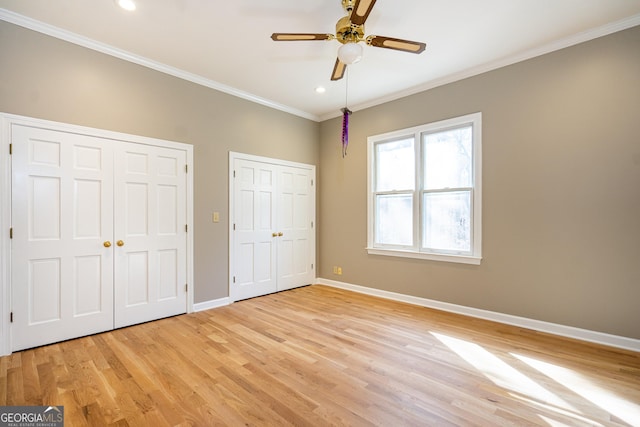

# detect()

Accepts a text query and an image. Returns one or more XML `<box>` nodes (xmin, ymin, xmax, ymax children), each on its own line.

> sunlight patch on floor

<box><xmin>431</xmin><ymin>332</ymin><xmax>575</xmax><ymax>411</ymax></box>
<box><xmin>537</xmin><ymin>414</ymin><xmax>576</xmax><ymax>427</ymax></box>
<box><xmin>515</xmin><ymin>394</ymin><xmax>605</xmax><ymax>426</ymax></box>
<box><xmin>513</xmin><ymin>353</ymin><xmax>640</xmax><ymax>427</ymax></box>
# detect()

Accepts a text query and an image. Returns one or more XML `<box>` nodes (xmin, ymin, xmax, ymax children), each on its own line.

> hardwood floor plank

<box><xmin>20</xmin><ymin>349</ymin><xmax>41</xmax><ymax>405</ymax></box>
<box><xmin>2</xmin><ymin>285</ymin><xmax>639</xmax><ymax>426</ymax></box>
<box><xmin>60</xmin><ymin>390</ymin><xmax>90</xmax><ymax>427</ymax></box>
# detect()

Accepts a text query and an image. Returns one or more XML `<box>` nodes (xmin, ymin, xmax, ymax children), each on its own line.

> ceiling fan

<box><xmin>271</xmin><ymin>0</ymin><xmax>427</xmax><ymax>81</ymax></box>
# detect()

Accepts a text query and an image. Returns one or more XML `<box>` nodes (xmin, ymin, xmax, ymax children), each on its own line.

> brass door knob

<box><xmin>278</xmin><ymin>232</ymin><xmax>283</xmax><ymax>237</ymax></box>
<box><xmin>272</xmin><ymin>232</ymin><xmax>278</xmax><ymax>237</ymax></box>
<box><xmin>103</xmin><ymin>241</ymin><xmax>112</xmax><ymax>248</ymax></box>
<box><xmin>116</xmin><ymin>240</ymin><xmax>125</xmax><ymax>247</ymax></box>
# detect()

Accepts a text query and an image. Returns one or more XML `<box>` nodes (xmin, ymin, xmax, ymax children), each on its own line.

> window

<box><xmin>367</xmin><ymin>113</ymin><xmax>482</xmax><ymax>264</ymax></box>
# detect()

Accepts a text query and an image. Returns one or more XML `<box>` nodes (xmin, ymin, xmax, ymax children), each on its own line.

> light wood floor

<box><xmin>1</xmin><ymin>285</ymin><xmax>639</xmax><ymax>426</ymax></box>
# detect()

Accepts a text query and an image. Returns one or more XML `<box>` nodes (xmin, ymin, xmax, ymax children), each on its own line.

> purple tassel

<box><xmin>341</xmin><ymin>107</ymin><xmax>352</xmax><ymax>158</ymax></box>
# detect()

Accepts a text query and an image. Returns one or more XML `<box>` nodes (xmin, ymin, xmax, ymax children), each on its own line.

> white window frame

<box><xmin>367</xmin><ymin>112</ymin><xmax>482</xmax><ymax>265</ymax></box>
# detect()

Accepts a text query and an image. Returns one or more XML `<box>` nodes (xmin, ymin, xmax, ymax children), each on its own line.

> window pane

<box><xmin>423</xmin><ymin>126</ymin><xmax>472</xmax><ymax>190</ymax></box>
<box><xmin>375</xmin><ymin>138</ymin><xmax>414</xmax><ymax>192</ymax></box>
<box><xmin>375</xmin><ymin>194</ymin><xmax>413</xmax><ymax>246</ymax></box>
<box><xmin>423</xmin><ymin>191</ymin><xmax>471</xmax><ymax>252</ymax></box>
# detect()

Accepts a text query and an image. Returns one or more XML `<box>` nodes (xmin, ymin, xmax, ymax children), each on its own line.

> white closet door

<box><xmin>231</xmin><ymin>154</ymin><xmax>315</xmax><ymax>301</ymax></box>
<box><xmin>11</xmin><ymin>125</ymin><xmax>114</xmax><ymax>351</ymax></box>
<box><xmin>114</xmin><ymin>143</ymin><xmax>187</xmax><ymax>328</ymax></box>
<box><xmin>232</xmin><ymin>159</ymin><xmax>278</xmax><ymax>301</ymax></box>
<box><xmin>276</xmin><ymin>166</ymin><xmax>314</xmax><ymax>291</ymax></box>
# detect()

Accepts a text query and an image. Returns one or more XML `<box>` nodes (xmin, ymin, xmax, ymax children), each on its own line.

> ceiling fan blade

<box><xmin>366</xmin><ymin>36</ymin><xmax>426</xmax><ymax>54</ymax></box>
<box><xmin>331</xmin><ymin>58</ymin><xmax>346</xmax><ymax>81</ymax></box>
<box><xmin>271</xmin><ymin>33</ymin><xmax>333</xmax><ymax>41</ymax></box>
<box><xmin>350</xmin><ymin>0</ymin><xmax>377</xmax><ymax>26</ymax></box>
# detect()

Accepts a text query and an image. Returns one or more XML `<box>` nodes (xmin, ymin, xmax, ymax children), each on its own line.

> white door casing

<box><xmin>229</xmin><ymin>152</ymin><xmax>315</xmax><ymax>302</ymax></box>
<box><xmin>1</xmin><ymin>113</ymin><xmax>193</xmax><ymax>354</ymax></box>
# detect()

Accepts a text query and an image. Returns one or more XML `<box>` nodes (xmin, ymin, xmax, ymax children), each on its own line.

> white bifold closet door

<box><xmin>231</xmin><ymin>156</ymin><xmax>315</xmax><ymax>301</ymax></box>
<box><xmin>114</xmin><ymin>143</ymin><xmax>187</xmax><ymax>328</ymax></box>
<box><xmin>11</xmin><ymin>125</ymin><xmax>187</xmax><ymax>351</ymax></box>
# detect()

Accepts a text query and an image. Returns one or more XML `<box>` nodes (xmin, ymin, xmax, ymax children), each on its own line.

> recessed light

<box><xmin>315</xmin><ymin>86</ymin><xmax>326</xmax><ymax>94</ymax></box>
<box><xmin>116</xmin><ymin>0</ymin><xmax>136</xmax><ymax>11</ymax></box>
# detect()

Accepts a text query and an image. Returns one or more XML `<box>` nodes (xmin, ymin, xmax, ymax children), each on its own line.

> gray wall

<box><xmin>0</xmin><ymin>21</ymin><xmax>320</xmax><ymax>303</ymax></box>
<box><xmin>2</xmin><ymin>18</ymin><xmax>640</xmax><ymax>341</ymax></box>
<box><xmin>319</xmin><ymin>26</ymin><xmax>640</xmax><ymax>339</ymax></box>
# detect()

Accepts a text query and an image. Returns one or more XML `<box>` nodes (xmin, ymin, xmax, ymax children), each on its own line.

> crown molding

<box><xmin>0</xmin><ymin>8</ymin><xmax>321</xmax><ymax>122</ymax></box>
<box><xmin>319</xmin><ymin>14</ymin><xmax>640</xmax><ymax>121</ymax></box>
<box><xmin>2</xmin><ymin>8</ymin><xmax>638</xmax><ymax>124</ymax></box>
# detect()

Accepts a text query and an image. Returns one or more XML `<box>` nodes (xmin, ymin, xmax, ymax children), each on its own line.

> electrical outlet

<box><xmin>212</xmin><ymin>212</ymin><xmax>220</xmax><ymax>223</ymax></box>
<box><xmin>337</xmin><ymin>267</ymin><xmax>342</xmax><ymax>275</ymax></box>
<box><xmin>333</xmin><ymin>266</ymin><xmax>338</xmax><ymax>274</ymax></box>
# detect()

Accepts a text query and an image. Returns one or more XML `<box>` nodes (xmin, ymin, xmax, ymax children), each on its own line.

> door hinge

<box><xmin>233</xmin><ymin>223</ymin><xmax>236</xmax><ymax>231</ymax></box>
<box><xmin>185</xmin><ymin>164</ymin><xmax>188</xmax><ymax>173</ymax></box>
<box><xmin>9</xmin><ymin>143</ymin><xmax>12</xmax><ymax>155</ymax></box>
<box><xmin>9</xmin><ymin>228</ymin><xmax>12</xmax><ymax>239</ymax></box>
<box><xmin>10</xmin><ymin>312</ymin><xmax>13</xmax><ymax>323</ymax></box>
<box><xmin>311</xmin><ymin>221</ymin><xmax>314</xmax><ymax>228</ymax></box>
<box><xmin>185</xmin><ymin>224</ymin><xmax>188</xmax><ymax>232</ymax></box>
<box><xmin>233</xmin><ymin>170</ymin><xmax>236</xmax><ymax>178</ymax></box>
<box><xmin>311</xmin><ymin>263</ymin><xmax>314</xmax><ymax>269</ymax></box>
<box><xmin>185</xmin><ymin>283</ymin><xmax>188</xmax><ymax>292</ymax></box>
<box><xmin>233</xmin><ymin>276</ymin><xmax>236</xmax><ymax>283</ymax></box>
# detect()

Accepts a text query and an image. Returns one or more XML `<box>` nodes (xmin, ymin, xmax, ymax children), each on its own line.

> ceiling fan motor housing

<box><xmin>336</xmin><ymin>15</ymin><xmax>365</xmax><ymax>44</ymax></box>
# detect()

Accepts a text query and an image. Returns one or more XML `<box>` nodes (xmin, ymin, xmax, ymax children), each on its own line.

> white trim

<box><xmin>319</xmin><ymin>14</ymin><xmax>640</xmax><ymax>121</ymax></box>
<box><xmin>193</xmin><ymin>297</ymin><xmax>230</xmax><ymax>312</ymax></box>
<box><xmin>366</xmin><ymin>248</ymin><xmax>481</xmax><ymax>265</ymax></box>
<box><xmin>185</xmin><ymin>145</ymin><xmax>195</xmax><ymax>314</ymax></box>
<box><xmin>0</xmin><ymin>116</ymin><xmax>12</xmax><ymax>356</ymax></box>
<box><xmin>229</xmin><ymin>151</ymin><xmax>318</xmax><ymax>170</ymax></box>
<box><xmin>0</xmin><ymin>9</ymin><xmax>319</xmax><ymax>122</ymax></box>
<box><xmin>316</xmin><ymin>278</ymin><xmax>640</xmax><ymax>353</ymax></box>
<box><xmin>367</xmin><ymin>112</ymin><xmax>482</xmax><ymax>264</ymax></box>
<box><xmin>0</xmin><ymin>112</ymin><xmax>195</xmax><ymax>355</ymax></box>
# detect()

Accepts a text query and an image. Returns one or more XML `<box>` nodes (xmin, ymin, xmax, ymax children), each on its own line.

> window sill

<box><xmin>366</xmin><ymin>247</ymin><xmax>482</xmax><ymax>265</ymax></box>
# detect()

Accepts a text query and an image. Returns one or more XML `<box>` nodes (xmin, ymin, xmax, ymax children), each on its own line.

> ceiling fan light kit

<box><xmin>338</xmin><ymin>42</ymin><xmax>363</xmax><ymax>65</ymax></box>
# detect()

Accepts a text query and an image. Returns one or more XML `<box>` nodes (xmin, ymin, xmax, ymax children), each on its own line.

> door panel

<box><xmin>74</xmin><ymin>255</ymin><xmax>103</xmax><ymax>315</ymax></box>
<box><xmin>232</xmin><ymin>159</ymin><xmax>278</xmax><ymax>301</ymax></box>
<box><xmin>11</xmin><ymin>125</ymin><xmax>114</xmax><ymax>351</ymax></box>
<box><xmin>277</xmin><ymin>166</ymin><xmax>314</xmax><ymax>291</ymax></box>
<box><xmin>114</xmin><ymin>144</ymin><xmax>187</xmax><ymax>328</ymax></box>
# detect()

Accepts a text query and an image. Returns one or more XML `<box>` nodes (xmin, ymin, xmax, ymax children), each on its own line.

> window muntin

<box><xmin>367</xmin><ymin>113</ymin><xmax>482</xmax><ymax>264</ymax></box>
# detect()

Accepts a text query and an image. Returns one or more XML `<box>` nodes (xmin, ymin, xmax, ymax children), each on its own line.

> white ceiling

<box><xmin>1</xmin><ymin>0</ymin><xmax>640</xmax><ymax>121</ymax></box>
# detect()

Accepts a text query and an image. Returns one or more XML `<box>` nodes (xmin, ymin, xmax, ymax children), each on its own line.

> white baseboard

<box><xmin>316</xmin><ymin>278</ymin><xmax>640</xmax><ymax>353</ymax></box>
<box><xmin>193</xmin><ymin>297</ymin><xmax>230</xmax><ymax>312</ymax></box>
